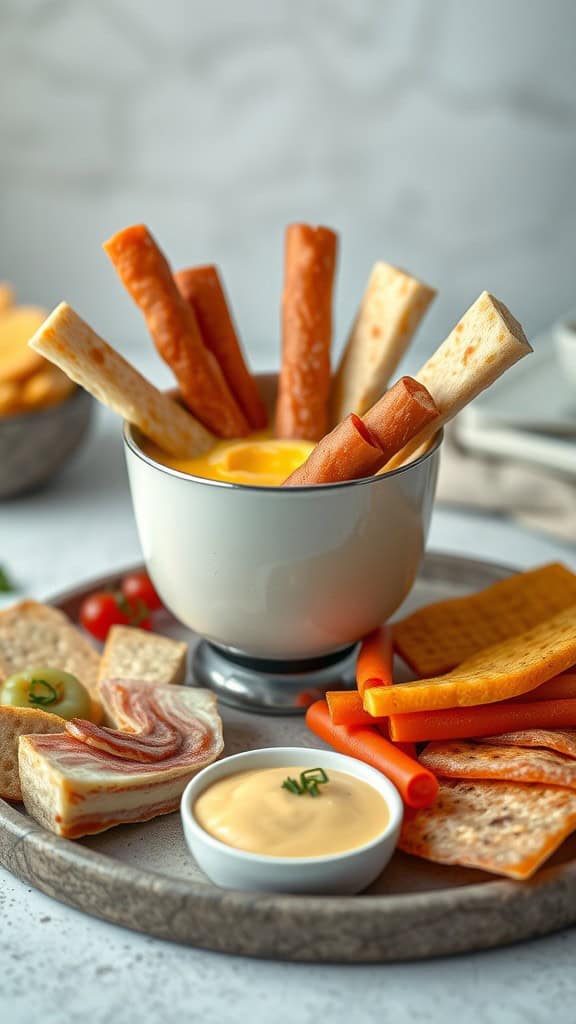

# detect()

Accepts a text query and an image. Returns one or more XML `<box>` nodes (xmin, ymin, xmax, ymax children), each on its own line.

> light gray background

<box><xmin>2</xmin><ymin>0</ymin><xmax>576</xmax><ymax>374</ymax></box>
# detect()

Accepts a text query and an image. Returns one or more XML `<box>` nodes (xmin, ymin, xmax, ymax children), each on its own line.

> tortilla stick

<box><xmin>103</xmin><ymin>225</ymin><xmax>249</xmax><ymax>438</ymax></box>
<box><xmin>29</xmin><ymin>302</ymin><xmax>214</xmax><ymax>457</ymax></box>
<box><xmin>387</xmin><ymin>291</ymin><xmax>533</xmax><ymax>469</ymax></box>
<box><xmin>175</xmin><ymin>265</ymin><xmax>268</xmax><ymax>430</ymax></box>
<box><xmin>276</xmin><ymin>223</ymin><xmax>338</xmax><ymax>441</ymax></box>
<box><xmin>363</xmin><ymin>376</ymin><xmax>439</xmax><ymax>460</ymax></box>
<box><xmin>331</xmin><ymin>263</ymin><xmax>436</xmax><ymax>423</ymax></box>
<box><xmin>283</xmin><ymin>413</ymin><xmax>383</xmax><ymax>485</ymax></box>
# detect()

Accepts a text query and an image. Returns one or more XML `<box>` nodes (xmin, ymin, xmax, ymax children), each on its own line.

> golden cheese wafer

<box><xmin>331</xmin><ymin>263</ymin><xmax>436</xmax><ymax>422</ymax></box>
<box><xmin>0</xmin><ymin>282</ymin><xmax>15</xmax><ymax>314</ymax></box>
<box><xmin>420</xmin><ymin>739</ymin><xmax>576</xmax><ymax>790</ymax></box>
<box><xmin>29</xmin><ymin>303</ymin><xmax>214</xmax><ymax>457</ymax></box>
<box><xmin>393</xmin><ymin>563</ymin><xmax>576</xmax><ymax>677</ymax></box>
<box><xmin>387</xmin><ymin>291</ymin><xmax>532</xmax><ymax>469</ymax></box>
<box><xmin>365</xmin><ymin>605</ymin><xmax>576</xmax><ymax>716</ymax></box>
<box><xmin>0</xmin><ymin>306</ymin><xmax>47</xmax><ymax>383</ymax></box>
<box><xmin>399</xmin><ymin>778</ymin><xmax>576</xmax><ymax>880</ymax></box>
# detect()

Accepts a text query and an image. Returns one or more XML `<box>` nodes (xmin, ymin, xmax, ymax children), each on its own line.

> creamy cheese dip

<box><xmin>141</xmin><ymin>431</ymin><xmax>314</xmax><ymax>487</ymax></box>
<box><xmin>193</xmin><ymin>766</ymin><xmax>389</xmax><ymax>858</ymax></box>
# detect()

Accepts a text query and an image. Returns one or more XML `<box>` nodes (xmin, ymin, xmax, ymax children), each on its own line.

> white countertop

<box><xmin>2</xmin><ymin>400</ymin><xmax>576</xmax><ymax>1024</ymax></box>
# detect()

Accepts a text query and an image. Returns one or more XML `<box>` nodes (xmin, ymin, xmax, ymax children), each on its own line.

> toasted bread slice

<box><xmin>0</xmin><ymin>600</ymin><xmax>100</xmax><ymax>699</ymax></box>
<box><xmin>99</xmin><ymin>626</ymin><xmax>187</xmax><ymax>686</ymax></box>
<box><xmin>0</xmin><ymin>705</ymin><xmax>64</xmax><ymax>800</ymax></box>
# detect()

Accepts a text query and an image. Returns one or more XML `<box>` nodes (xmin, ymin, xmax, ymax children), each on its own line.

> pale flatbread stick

<box><xmin>29</xmin><ymin>302</ymin><xmax>214</xmax><ymax>458</ymax></box>
<box><xmin>331</xmin><ymin>262</ymin><xmax>436</xmax><ymax>423</ymax></box>
<box><xmin>387</xmin><ymin>291</ymin><xmax>532</xmax><ymax>469</ymax></box>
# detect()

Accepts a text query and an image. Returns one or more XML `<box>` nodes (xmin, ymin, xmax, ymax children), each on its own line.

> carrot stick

<box><xmin>509</xmin><ymin>671</ymin><xmax>576</xmax><ymax>703</ymax></box>
<box><xmin>276</xmin><ymin>223</ymin><xmax>337</xmax><ymax>441</ymax></box>
<box><xmin>283</xmin><ymin>414</ymin><xmax>384</xmax><ymax>485</ymax></box>
<box><xmin>305</xmin><ymin>699</ymin><xmax>438</xmax><ymax>809</ymax></box>
<box><xmin>326</xmin><ymin>690</ymin><xmax>378</xmax><ymax>726</ymax></box>
<box><xmin>103</xmin><ymin>225</ymin><xmax>249</xmax><ymax>438</ymax></box>
<box><xmin>389</xmin><ymin>698</ymin><xmax>576</xmax><ymax>744</ymax></box>
<box><xmin>357</xmin><ymin>626</ymin><xmax>394</xmax><ymax>696</ymax></box>
<box><xmin>175</xmin><ymin>265</ymin><xmax>268</xmax><ymax>430</ymax></box>
<box><xmin>362</xmin><ymin>377</ymin><xmax>439</xmax><ymax>463</ymax></box>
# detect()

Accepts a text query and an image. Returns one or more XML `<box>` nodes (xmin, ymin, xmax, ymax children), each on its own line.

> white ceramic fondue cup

<box><xmin>123</xmin><ymin>374</ymin><xmax>441</xmax><ymax>666</ymax></box>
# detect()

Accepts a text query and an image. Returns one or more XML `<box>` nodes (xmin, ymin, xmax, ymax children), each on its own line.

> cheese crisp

<box><xmin>420</xmin><ymin>740</ymin><xmax>576</xmax><ymax>791</ymax></box>
<box><xmin>393</xmin><ymin>563</ymin><xmax>576</xmax><ymax>677</ymax></box>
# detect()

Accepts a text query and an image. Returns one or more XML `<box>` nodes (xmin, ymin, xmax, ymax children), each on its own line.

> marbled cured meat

<box><xmin>18</xmin><ymin>679</ymin><xmax>223</xmax><ymax>839</ymax></box>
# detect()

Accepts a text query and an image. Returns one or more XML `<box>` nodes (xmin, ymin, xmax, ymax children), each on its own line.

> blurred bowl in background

<box><xmin>554</xmin><ymin>319</ymin><xmax>576</xmax><ymax>388</ymax></box>
<box><xmin>0</xmin><ymin>387</ymin><xmax>93</xmax><ymax>499</ymax></box>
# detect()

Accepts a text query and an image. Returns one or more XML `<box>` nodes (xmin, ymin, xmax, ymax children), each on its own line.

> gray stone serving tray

<box><xmin>2</xmin><ymin>552</ymin><xmax>576</xmax><ymax>962</ymax></box>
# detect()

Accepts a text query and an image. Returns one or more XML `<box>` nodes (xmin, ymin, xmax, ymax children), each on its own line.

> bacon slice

<box><xmin>18</xmin><ymin>679</ymin><xmax>223</xmax><ymax>839</ymax></box>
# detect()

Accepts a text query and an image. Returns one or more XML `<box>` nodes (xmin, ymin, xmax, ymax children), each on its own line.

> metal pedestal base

<box><xmin>193</xmin><ymin>641</ymin><xmax>358</xmax><ymax>715</ymax></box>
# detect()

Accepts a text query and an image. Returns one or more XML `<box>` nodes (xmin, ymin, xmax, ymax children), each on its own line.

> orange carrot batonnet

<box><xmin>357</xmin><ymin>626</ymin><xmax>394</xmax><ymax>696</ymax></box>
<box><xmin>508</xmin><ymin>670</ymin><xmax>576</xmax><ymax>703</ymax></box>
<box><xmin>389</xmin><ymin>698</ymin><xmax>576</xmax><ymax>744</ymax></box>
<box><xmin>362</xmin><ymin>377</ymin><xmax>439</xmax><ymax>464</ymax></box>
<box><xmin>103</xmin><ymin>225</ymin><xmax>249</xmax><ymax>438</ymax></box>
<box><xmin>283</xmin><ymin>414</ymin><xmax>383</xmax><ymax>485</ymax></box>
<box><xmin>305</xmin><ymin>699</ymin><xmax>438</xmax><ymax>809</ymax></box>
<box><xmin>326</xmin><ymin>690</ymin><xmax>378</xmax><ymax>726</ymax></box>
<box><xmin>175</xmin><ymin>265</ymin><xmax>268</xmax><ymax>430</ymax></box>
<box><xmin>276</xmin><ymin>223</ymin><xmax>337</xmax><ymax>441</ymax></box>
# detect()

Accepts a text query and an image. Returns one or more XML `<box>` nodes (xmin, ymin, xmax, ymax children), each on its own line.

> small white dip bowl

<box><xmin>123</xmin><ymin>373</ymin><xmax>441</xmax><ymax>661</ymax></box>
<box><xmin>180</xmin><ymin>746</ymin><xmax>403</xmax><ymax>895</ymax></box>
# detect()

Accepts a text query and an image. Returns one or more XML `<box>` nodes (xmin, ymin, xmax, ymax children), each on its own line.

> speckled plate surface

<box><xmin>2</xmin><ymin>551</ymin><xmax>576</xmax><ymax>962</ymax></box>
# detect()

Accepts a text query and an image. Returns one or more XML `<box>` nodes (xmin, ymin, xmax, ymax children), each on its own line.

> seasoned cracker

<box><xmin>393</xmin><ymin>563</ymin><xmax>576</xmax><ymax>677</ymax></box>
<box><xmin>0</xmin><ymin>705</ymin><xmax>63</xmax><ymax>801</ymax></box>
<box><xmin>399</xmin><ymin>778</ymin><xmax>576</xmax><ymax>879</ymax></box>
<box><xmin>99</xmin><ymin>626</ymin><xmax>187</xmax><ymax>687</ymax></box>
<box><xmin>479</xmin><ymin>729</ymin><xmax>576</xmax><ymax>760</ymax></box>
<box><xmin>420</xmin><ymin>740</ymin><xmax>576</xmax><ymax>790</ymax></box>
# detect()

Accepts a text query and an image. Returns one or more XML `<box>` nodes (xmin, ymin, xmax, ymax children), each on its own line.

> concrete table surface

<box><xmin>2</xmin><ymin>394</ymin><xmax>576</xmax><ymax>1024</ymax></box>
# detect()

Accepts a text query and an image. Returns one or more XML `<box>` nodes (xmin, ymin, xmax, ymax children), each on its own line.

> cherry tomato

<box><xmin>80</xmin><ymin>592</ymin><xmax>130</xmax><ymax>641</ymax></box>
<box><xmin>121</xmin><ymin>571</ymin><xmax>163</xmax><ymax>613</ymax></box>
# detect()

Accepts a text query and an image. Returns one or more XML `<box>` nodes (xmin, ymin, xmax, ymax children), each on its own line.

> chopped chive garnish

<box><xmin>282</xmin><ymin>768</ymin><xmax>330</xmax><ymax>797</ymax></box>
<box><xmin>28</xmin><ymin>679</ymin><xmax>59</xmax><ymax>707</ymax></box>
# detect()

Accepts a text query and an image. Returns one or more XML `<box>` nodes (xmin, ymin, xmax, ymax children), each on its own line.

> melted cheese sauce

<box><xmin>142</xmin><ymin>431</ymin><xmax>314</xmax><ymax>487</ymax></box>
<box><xmin>193</xmin><ymin>766</ymin><xmax>389</xmax><ymax>858</ymax></box>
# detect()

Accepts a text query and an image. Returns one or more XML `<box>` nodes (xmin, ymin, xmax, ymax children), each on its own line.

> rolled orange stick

<box><xmin>326</xmin><ymin>690</ymin><xmax>378</xmax><ymax>726</ymax></box>
<box><xmin>389</xmin><ymin>698</ymin><xmax>576</xmax><ymax>744</ymax></box>
<box><xmin>508</xmin><ymin>670</ymin><xmax>576</xmax><ymax>703</ymax></box>
<box><xmin>276</xmin><ymin>223</ymin><xmax>338</xmax><ymax>441</ymax></box>
<box><xmin>175</xmin><ymin>265</ymin><xmax>268</xmax><ymax>430</ymax></box>
<box><xmin>306</xmin><ymin>700</ymin><xmax>438</xmax><ymax>809</ymax></box>
<box><xmin>103</xmin><ymin>226</ymin><xmax>249</xmax><ymax>438</ymax></box>
<box><xmin>362</xmin><ymin>376</ymin><xmax>440</xmax><ymax>462</ymax></box>
<box><xmin>283</xmin><ymin>413</ymin><xmax>383</xmax><ymax>485</ymax></box>
<box><xmin>357</xmin><ymin>626</ymin><xmax>394</xmax><ymax>696</ymax></box>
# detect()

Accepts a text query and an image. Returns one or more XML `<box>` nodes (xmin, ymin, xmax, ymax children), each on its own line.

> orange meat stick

<box><xmin>305</xmin><ymin>699</ymin><xmax>438</xmax><ymax>809</ymax></box>
<box><xmin>283</xmin><ymin>377</ymin><xmax>439</xmax><ymax>485</ymax></box>
<box><xmin>283</xmin><ymin>413</ymin><xmax>383</xmax><ymax>485</ymax></box>
<box><xmin>389</xmin><ymin>698</ymin><xmax>576</xmax><ymax>744</ymax></box>
<box><xmin>363</xmin><ymin>377</ymin><xmax>439</xmax><ymax>460</ymax></box>
<box><xmin>175</xmin><ymin>265</ymin><xmax>268</xmax><ymax>430</ymax></box>
<box><xmin>276</xmin><ymin>223</ymin><xmax>338</xmax><ymax>441</ymax></box>
<box><xmin>103</xmin><ymin>225</ymin><xmax>249</xmax><ymax>438</ymax></box>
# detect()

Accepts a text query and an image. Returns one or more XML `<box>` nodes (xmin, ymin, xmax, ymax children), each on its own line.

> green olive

<box><xmin>0</xmin><ymin>666</ymin><xmax>92</xmax><ymax>720</ymax></box>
